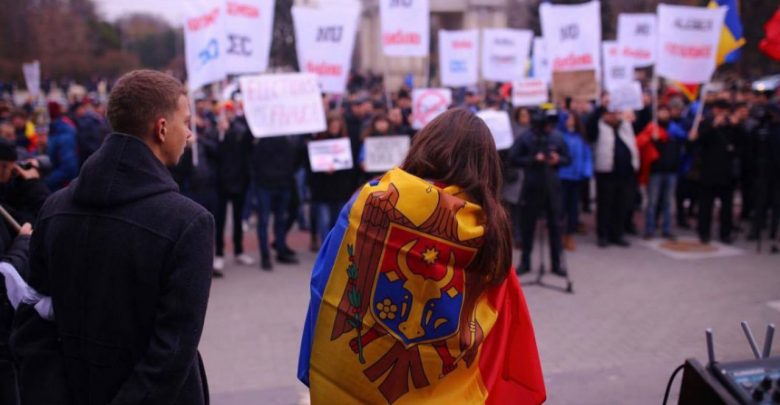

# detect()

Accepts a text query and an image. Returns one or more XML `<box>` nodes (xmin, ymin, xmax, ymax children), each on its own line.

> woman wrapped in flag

<box><xmin>298</xmin><ymin>108</ymin><xmax>546</xmax><ymax>404</ymax></box>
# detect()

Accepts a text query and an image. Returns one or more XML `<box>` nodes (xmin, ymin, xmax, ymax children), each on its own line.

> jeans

<box><xmin>560</xmin><ymin>180</ymin><xmax>581</xmax><ymax>235</ymax></box>
<box><xmin>216</xmin><ymin>190</ymin><xmax>247</xmax><ymax>257</ymax></box>
<box><xmin>313</xmin><ymin>201</ymin><xmax>346</xmax><ymax>243</ymax></box>
<box><xmin>645</xmin><ymin>173</ymin><xmax>677</xmax><ymax>236</ymax></box>
<box><xmin>256</xmin><ymin>186</ymin><xmax>292</xmax><ymax>257</ymax></box>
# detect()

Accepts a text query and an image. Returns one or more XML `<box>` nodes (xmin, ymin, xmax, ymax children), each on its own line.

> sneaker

<box><xmin>235</xmin><ymin>254</ymin><xmax>255</xmax><ymax>266</ymax></box>
<box><xmin>611</xmin><ymin>238</ymin><xmax>631</xmax><ymax>248</ymax></box>
<box><xmin>662</xmin><ymin>233</ymin><xmax>677</xmax><ymax>241</ymax></box>
<box><xmin>213</xmin><ymin>256</ymin><xmax>225</xmax><ymax>271</ymax></box>
<box><xmin>597</xmin><ymin>238</ymin><xmax>609</xmax><ymax>248</ymax></box>
<box><xmin>516</xmin><ymin>266</ymin><xmax>531</xmax><ymax>276</ymax></box>
<box><xmin>212</xmin><ymin>269</ymin><xmax>224</xmax><ymax>278</ymax></box>
<box><xmin>563</xmin><ymin>235</ymin><xmax>576</xmax><ymax>251</ymax></box>
<box><xmin>261</xmin><ymin>257</ymin><xmax>273</xmax><ymax>271</ymax></box>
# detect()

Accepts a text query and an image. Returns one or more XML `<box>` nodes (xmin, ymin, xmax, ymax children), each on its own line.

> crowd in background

<box><xmin>0</xmin><ymin>70</ymin><xmax>779</xmax><ymax>279</ymax></box>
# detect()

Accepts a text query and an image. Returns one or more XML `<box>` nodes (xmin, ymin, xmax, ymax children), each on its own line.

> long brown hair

<box><xmin>316</xmin><ymin>111</ymin><xmax>347</xmax><ymax>140</ymax></box>
<box><xmin>401</xmin><ymin>108</ymin><xmax>512</xmax><ymax>288</ymax></box>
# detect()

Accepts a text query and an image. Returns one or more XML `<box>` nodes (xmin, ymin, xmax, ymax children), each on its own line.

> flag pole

<box><xmin>190</xmin><ymin>93</ymin><xmax>199</xmax><ymax>167</ymax></box>
<box><xmin>651</xmin><ymin>70</ymin><xmax>659</xmax><ymax>140</ymax></box>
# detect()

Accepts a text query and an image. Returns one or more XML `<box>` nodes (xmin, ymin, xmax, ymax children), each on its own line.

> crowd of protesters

<box><xmin>0</xmin><ymin>71</ymin><xmax>779</xmax><ymax>281</ymax></box>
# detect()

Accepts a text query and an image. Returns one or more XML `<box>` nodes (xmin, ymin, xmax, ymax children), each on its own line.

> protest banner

<box><xmin>439</xmin><ymin>30</ymin><xmax>479</xmax><ymax>87</ymax></box>
<box><xmin>540</xmin><ymin>1</ymin><xmax>601</xmax><ymax>73</ymax></box>
<box><xmin>617</xmin><ymin>13</ymin><xmax>656</xmax><ymax>67</ymax></box>
<box><xmin>512</xmin><ymin>78</ymin><xmax>549</xmax><ymax>107</ymax></box>
<box><xmin>380</xmin><ymin>0</ymin><xmax>429</xmax><ymax>57</ymax></box>
<box><xmin>411</xmin><ymin>88</ymin><xmax>452</xmax><ymax>130</ymax></box>
<box><xmin>481</xmin><ymin>29</ymin><xmax>533</xmax><ymax>82</ymax></box>
<box><xmin>184</xmin><ymin>2</ymin><xmax>227</xmax><ymax>91</ymax></box>
<box><xmin>656</xmin><ymin>4</ymin><xmax>727</xmax><ymax>83</ymax></box>
<box><xmin>22</xmin><ymin>61</ymin><xmax>40</xmax><ymax>98</ymax></box>
<box><xmin>239</xmin><ymin>73</ymin><xmax>327</xmax><ymax>138</ymax></box>
<box><xmin>476</xmin><ymin>110</ymin><xmax>514</xmax><ymax>150</ymax></box>
<box><xmin>223</xmin><ymin>0</ymin><xmax>275</xmax><ymax>74</ymax></box>
<box><xmin>363</xmin><ymin>135</ymin><xmax>411</xmax><ymax>172</ymax></box>
<box><xmin>308</xmin><ymin>138</ymin><xmax>354</xmax><ymax>172</ymax></box>
<box><xmin>551</xmin><ymin>70</ymin><xmax>599</xmax><ymax>103</ymax></box>
<box><xmin>532</xmin><ymin>37</ymin><xmax>551</xmax><ymax>83</ymax></box>
<box><xmin>292</xmin><ymin>5</ymin><xmax>360</xmax><ymax>94</ymax></box>
<box><xmin>602</xmin><ymin>41</ymin><xmax>634</xmax><ymax>90</ymax></box>
<box><xmin>607</xmin><ymin>81</ymin><xmax>644</xmax><ymax>112</ymax></box>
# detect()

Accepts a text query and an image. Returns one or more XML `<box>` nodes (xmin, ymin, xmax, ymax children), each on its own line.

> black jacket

<box><xmin>697</xmin><ymin>120</ymin><xmax>738</xmax><ymax>186</ymax></box>
<box><xmin>217</xmin><ymin>117</ymin><xmax>253</xmax><ymax>195</ymax></box>
<box><xmin>250</xmin><ymin>136</ymin><xmax>300</xmax><ymax>189</ymax></box>
<box><xmin>511</xmin><ymin>129</ymin><xmax>572</xmax><ymax>192</ymax></box>
<box><xmin>0</xmin><ymin>176</ymin><xmax>51</xmax><ymax>225</ymax></box>
<box><xmin>19</xmin><ymin>133</ymin><xmax>214</xmax><ymax>405</ymax></box>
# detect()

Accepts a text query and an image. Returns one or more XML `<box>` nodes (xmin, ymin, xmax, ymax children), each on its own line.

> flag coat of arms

<box><xmin>298</xmin><ymin>168</ymin><xmax>546</xmax><ymax>404</ymax></box>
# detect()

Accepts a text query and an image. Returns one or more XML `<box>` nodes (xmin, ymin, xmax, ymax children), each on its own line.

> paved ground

<box><xmin>200</xmin><ymin>218</ymin><xmax>780</xmax><ymax>405</ymax></box>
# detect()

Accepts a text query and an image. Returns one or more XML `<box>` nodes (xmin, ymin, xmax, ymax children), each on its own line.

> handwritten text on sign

<box><xmin>512</xmin><ymin>79</ymin><xmax>549</xmax><ymax>107</ymax></box>
<box><xmin>656</xmin><ymin>4</ymin><xmax>726</xmax><ymax>83</ymax></box>
<box><xmin>308</xmin><ymin>137</ymin><xmax>354</xmax><ymax>172</ymax></box>
<box><xmin>411</xmin><ymin>88</ymin><xmax>452</xmax><ymax>130</ymax></box>
<box><xmin>380</xmin><ymin>0</ymin><xmax>429</xmax><ymax>56</ymax></box>
<box><xmin>240</xmin><ymin>73</ymin><xmax>326</xmax><ymax>138</ymax></box>
<box><xmin>364</xmin><ymin>136</ymin><xmax>411</xmax><ymax>172</ymax></box>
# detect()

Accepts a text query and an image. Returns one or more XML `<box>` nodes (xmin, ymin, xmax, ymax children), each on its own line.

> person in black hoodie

<box><xmin>693</xmin><ymin>99</ymin><xmax>738</xmax><ymax>244</ymax></box>
<box><xmin>214</xmin><ymin>103</ymin><xmax>254</xmax><ymax>269</ymax></box>
<box><xmin>14</xmin><ymin>70</ymin><xmax>213</xmax><ymax>405</ymax></box>
<box><xmin>251</xmin><ymin>135</ymin><xmax>301</xmax><ymax>270</ymax></box>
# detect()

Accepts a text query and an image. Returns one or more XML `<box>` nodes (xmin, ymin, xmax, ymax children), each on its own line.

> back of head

<box><xmin>402</xmin><ymin>108</ymin><xmax>511</xmax><ymax>287</ymax></box>
<box><xmin>107</xmin><ymin>70</ymin><xmax>186</xmax><ymax>139</ymax></box>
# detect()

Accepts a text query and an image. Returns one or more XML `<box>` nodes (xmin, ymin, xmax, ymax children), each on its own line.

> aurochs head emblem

<box><xmin>370</xmin><ymin>224</ymin><xmax>476</xmax><ymax>347</ymax></box>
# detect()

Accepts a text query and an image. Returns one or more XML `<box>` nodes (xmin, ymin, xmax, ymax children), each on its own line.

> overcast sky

<box><xmin>95</xmin><ymin>0</ymin><xmax>191</xmax><ymax>25</ymax></box>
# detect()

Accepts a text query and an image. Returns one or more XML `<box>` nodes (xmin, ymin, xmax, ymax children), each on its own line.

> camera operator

<box><xmin>511</xmin><ymin>106</ymin><xmax>571</xmax><ymax>277</ymax></box>
<box><xmin>0</xmin><ymin>139</ymin><xmax>51</xmax><ymax>226</ymax></box>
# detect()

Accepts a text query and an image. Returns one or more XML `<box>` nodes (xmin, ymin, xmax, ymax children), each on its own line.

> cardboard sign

<box><xmin>380</xmin><ymin>0</ymin><xmax>429</xmax><ymax>57</ymax></box>
<box><xmin>551</xmin><ymin>70</ymin><xmax>599</xmax><ymax>103</ymax></box>
<box><xmin>411</xmin><ymin>88</ymin><xmax>452</xmax><ymax>130</ymax></box>
<box><xmin>481</xmin><ymin>29</ymin><xmax>533</xmax><ymax>82</ymax></box>
<box><xmin>602</xmin><ymin>40</ymin><xmax>634</xmax><ymax>90</ymax></box>
<box><xmin>292</xmin><ymin>5</ymin><xmax>360</xmax><ymax>94</ymax></box>
<box><xmin>308</xmin><ymin>137</ymin><xmax>354</xmax><ymax>172</ymax></box>
<box><xmin>617</xmin><ymin>13</ymin><xmax>656</xmax><ymax>68</ymax></box>
<box><xmin>439</xmin><ymin>30</ymin><xmax>479</xmax><ymax>87</ymax></box>
<box><xmin>239</xmin><ymin>73</ymin><xmax>327</xmax><ymax>138</ymax></box>
<box><xmin>656</xmin><ymin>4</ymin><xmax>727</xmax><ymax>83</ymax></box>
<box><xmin>608</xmin><ymin>81</ymin><xmax>644</xmax><ymax>112</ymax></box>
<box><xmin>223</xmin><ymin>0</ymin><xmax>275</xmax><ymax>75</ymax></box>
<box><xmin>476</xmin><ymin>110</ymin><xmax>514</xmax><ymax>150</ymax></box>
<box><xmin>184</xmin><ymin>2</ymin><xmax>227</xmax><ymax>91</ymax></box>
<box><xmin>512</xmin><ymin>78</ymin><xmax>549</xmax><ymax>107</ymax></box>
<box><xmin>540</xmin><ymin>1</ymin><xmax>602</xmax><ymax>72</ymax></box>
<box><xmin>532</xmin><ymin>37</ymin><xmax>551</xmax><ymax>83</ymax></box>
<box><xmin>22</xmin><ymin>61</ymin><xmax>40</xmax><ymax>97</ymax></box>
<box><xmin>363</xmin><ymin>135</ymin><xmax>411</xmax><ymax>172</ymax></box>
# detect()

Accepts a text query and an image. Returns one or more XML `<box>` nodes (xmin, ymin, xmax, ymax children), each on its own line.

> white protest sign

<box><xmin>223</xmin><ymin>0</ymin><xmax>275</xmax><ymax>74</ymax></box>
<box><xmin>608</xmin><ymin>81</ymin><xmax>644</xmax><ymax>112</ymax></box>
<box><xmin>540</xmin><ymin>1</ymin><xmax>601</xmax><ymax>72</ymax></box>
<box><xmin>512</xmin><ymin>78</ymin><xmax>549</xmax><ymax>107</ymax></box>
<box><xmin>476</xmin><ymin>110</ymin><xmax>514</xmax><ymax>150</ymax></box>
<box><xmin>363</xmin><ymin>135</ymin><xmax>411</xmax><ymax>172</ymax></box>
<box><xmin>292</xmin><ymin>5</ymin><xmax>360</xmax><ymax>94</ymax></box>
<box><xmin>380</xmin><ymin>0</ymin><xmax>429</xmax><ymax>57</ymax></box>
<box><xmin>481</xmin><ymin>29</ymin><xmax>533</xmax><ymax>82</ymax></box>
<box><xmin>239</xmin><ymin>73</ymin><xmax>327</xmax><ymax>138</ymax></box>
<box><xmin>617</xmin><ymin>13</ymin><xmax>656</xmax><ymax>67</ymax></box>
<box><xmin>411</xmin><ymin>88</ymin><xmax>452</xmax><ymax>130</ymax></box>
<box><xmin>532</xmin><ymin>37</ymin><xmax>551</xmax><ymax>83</ymax></box>
<box><xmin>439</xmin><ymin>30</ymin><xmax>479</xmax><ymax>87</ymax></box>
<box><xmin>602</xmin><ymin>41</ymin><xmax>634</xmax><ymax>90</ymax></box>
<box><xmin>656</xmin><ymin>4</ymin><xmax>727</xmax><ymax>84</ymax></box>
<box><xmin>184</xmin><ymin>1</ymin><xmax>227</xmax><ymax>91</ymax></box>
<box><xmin>308</xmin><ymin>137</ymin><xmax>353</xmax><ymax>172</ymax></box>
<box><xmin>22</xmin><ymin>61</ymin><xmax>41</xmax><ymax>98</ymax></box>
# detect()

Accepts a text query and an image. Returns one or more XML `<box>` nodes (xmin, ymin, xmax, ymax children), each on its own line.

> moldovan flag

<box><xmin>298</xmin><ymin>168</ymin><xmax>546</xmax><ymax>404</ymax></box>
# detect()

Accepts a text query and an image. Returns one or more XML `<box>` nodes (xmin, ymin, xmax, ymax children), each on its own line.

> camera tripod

<box><xmin>520</xmin><ymin>217</ymin><xmax>574</xmax><ymax>294</ymax></box>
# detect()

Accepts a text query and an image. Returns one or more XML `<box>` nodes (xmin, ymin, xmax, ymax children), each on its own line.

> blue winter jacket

<box><xmin>557</xmin><ymin>113</ymin><xmax>593</xmax><ymax>181</ymax></box>
<box><xmin>45</xmin><ymin>118</ymin><xmax>79</xmax><ymax>191</ymax></box>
